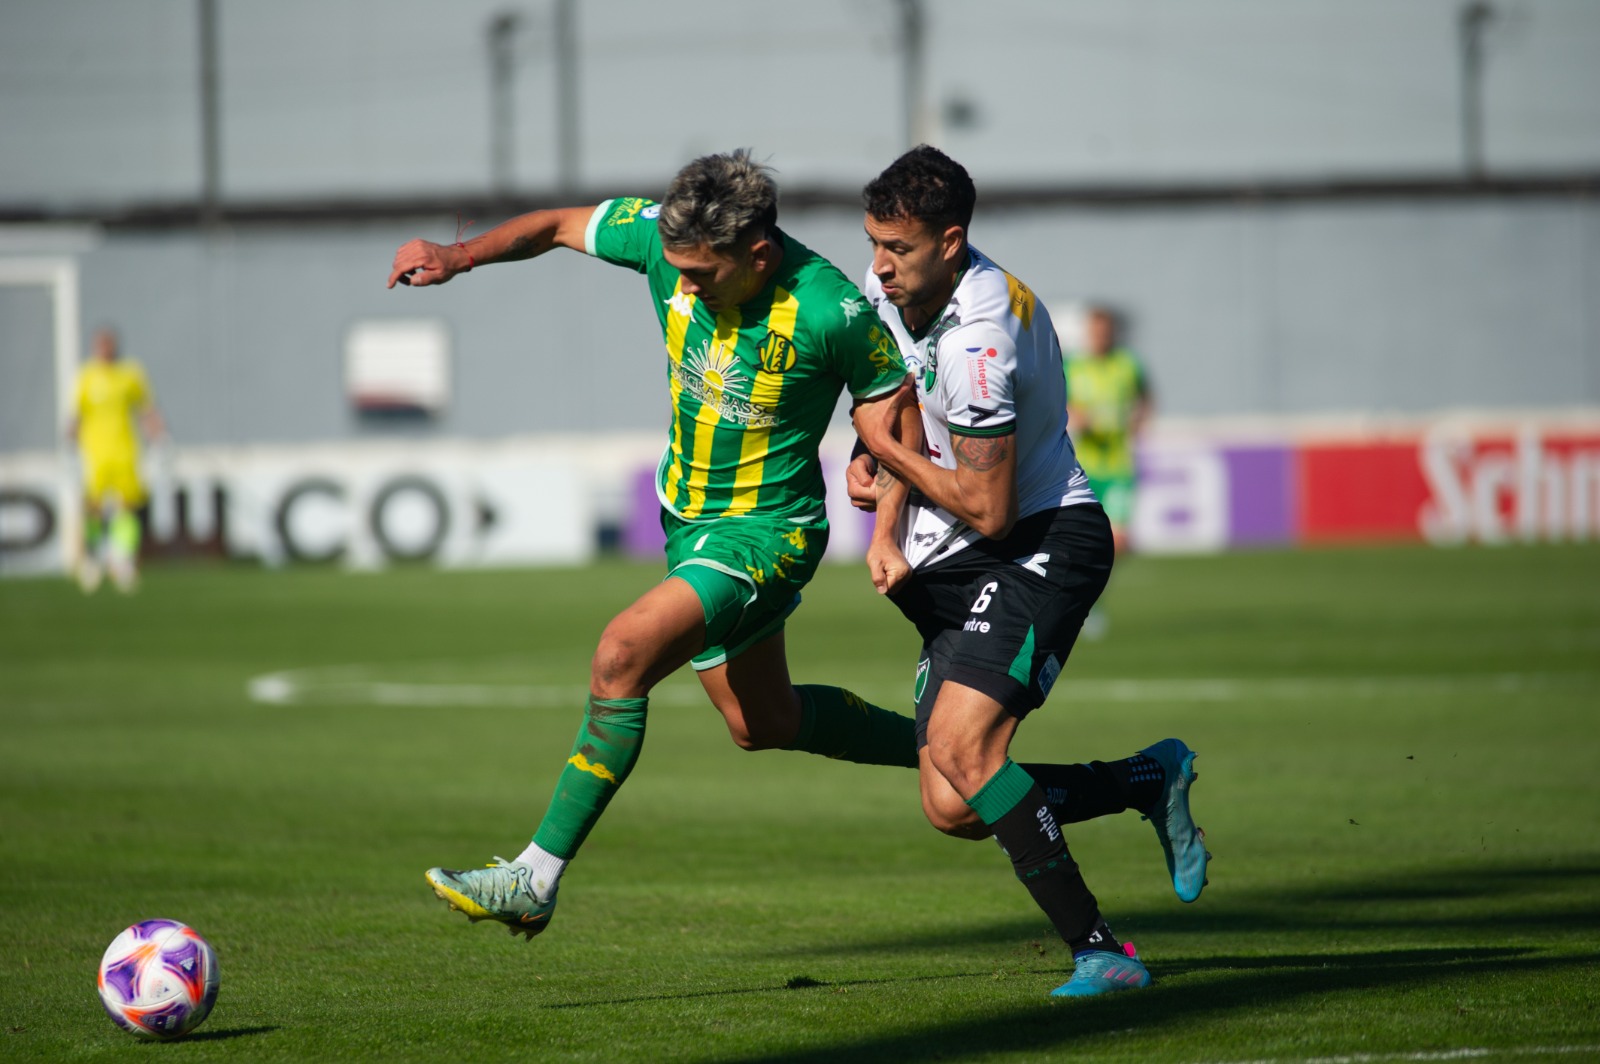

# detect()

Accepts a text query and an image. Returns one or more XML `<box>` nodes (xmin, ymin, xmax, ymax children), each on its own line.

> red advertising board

<box><xmin>1297</xmin><ymin>428</ymin><xmax>1600</xmax><ymax>545</ymax></box>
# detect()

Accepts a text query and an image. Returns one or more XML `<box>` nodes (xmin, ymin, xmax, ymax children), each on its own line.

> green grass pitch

<box><xmin>2</xmin><ymin>543</ymin><xmax>1598</xmax><ymax>1062</ymax></box>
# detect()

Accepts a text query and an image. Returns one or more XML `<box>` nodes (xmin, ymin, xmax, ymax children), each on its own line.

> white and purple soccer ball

<box><xmin>96</xmin><ymin>918</ymin><xmax>220</xmax><ymax>1040</ymax></box>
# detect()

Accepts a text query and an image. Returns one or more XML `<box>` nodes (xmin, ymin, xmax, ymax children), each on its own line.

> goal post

<box><xmin>0</xmin><ymin>253</ymin><xmax>84</xmax><ymax>574</ymax></box>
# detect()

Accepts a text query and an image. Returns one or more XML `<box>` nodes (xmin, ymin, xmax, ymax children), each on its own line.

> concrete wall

<box><xmin>3</xmin><ymin>193</ymin><xmax>1596</xmax><ymax>454</ymax></box>
<box><xmin>4</xmin><ymin>1</ymin><xmax>1600</xmax><ymax>210</ymax></box>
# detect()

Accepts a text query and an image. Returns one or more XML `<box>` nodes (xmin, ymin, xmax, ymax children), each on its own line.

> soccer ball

<box><xmin>96</xmin><ymin>919</ymin><xmax>220</xmax><ymax>1040</ymax></box>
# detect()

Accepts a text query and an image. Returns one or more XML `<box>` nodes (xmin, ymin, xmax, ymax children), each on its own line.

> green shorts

<box><xmin>1086</xmin><ymin>473</ymin><xmax>1136</xmax><ymax>528</ymax></box>
<box><xmin>661</xmin><ymin>509</ymin><xmax>830</xmax><ymax>671</ymax></box>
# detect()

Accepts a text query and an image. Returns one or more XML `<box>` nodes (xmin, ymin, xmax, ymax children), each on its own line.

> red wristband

<box><xmin>453</xmin><ymin>242</ymin><xmax>474</xmax><ymax>272</ymax></box>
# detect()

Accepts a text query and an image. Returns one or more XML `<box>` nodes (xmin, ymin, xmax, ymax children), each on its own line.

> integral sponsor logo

<box><xmin>758</xmin><ymin>331</ymin><xmax>796</xmax><ymax>373</ymax></box>
<box><xmin>966</xmin><ymin>347</ymin><xmax>992</xmax><ymax>399</ymax></box>
<box><xmin>841</xmin><ymin>297</ymin><xmax>866</xmax><ymax>323</ymax></box>
<box><xmin>672</xmin><ymin>341</ymin><xmax>778</xmax><ymax>427</ymax></box>
<box><xmin>642</xmin><ymin>204</ymin><xmax>661</xmax><ymax>219</ymax></box>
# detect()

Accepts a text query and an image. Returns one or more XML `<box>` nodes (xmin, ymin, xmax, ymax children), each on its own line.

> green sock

<box><xmin>531</xmin><ymin>696</ymin><xmax>648</xmax><ymax>860</ymax></box>
<box><xmin>785</xmin><ymin>685</ymin><xmax>917</xmax><ymax>768</ymax></box>
<box><xmin>109</xmin><ymin>509</ymin><xmax>141</xmax><ymax>560</ymax></box>
<box><xmin>84</xmin><ymin>511</ymin><xmax>104</xmax><ymax>554</ymax></box>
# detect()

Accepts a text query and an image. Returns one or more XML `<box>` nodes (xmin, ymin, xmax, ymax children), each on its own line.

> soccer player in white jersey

<box><xmin>849</xmin><ymin>146</ymin><xmax>1209</xmax><ymax>997</ymax></box>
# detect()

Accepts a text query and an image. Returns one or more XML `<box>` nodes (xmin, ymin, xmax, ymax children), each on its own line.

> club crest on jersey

<box><xmin>758</xmin><ymin>331</ymin><xmax>796</xmax><ymax>373</ymax></box>
<box><xmin>914</xmin><ymin>658</ymin><xmax>931</xmax><ymax>703</ymax></box>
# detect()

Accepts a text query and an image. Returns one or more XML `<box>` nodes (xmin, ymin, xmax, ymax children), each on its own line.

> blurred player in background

<box><xmin>388</xmin><ymin>150</ymin><xmax>920</xmax><ymax>941</ymax></box>
<box><xmin>67</xmin><ymin>327</ymin><xmax>165</xmax><ymax>593</ymax></box>
<box><xmin>1065</xmin><ymin>306</ymin><xmax>1152</xmax><ymax>637</ymax></box>
<box><xmin>1065</xmin><ymin>306</ymin><xmax>1152</xmax><ymax>552</ymax></box>
<box><xmin>849</xmin><ymin>146</ymin><xmax>1206</xmax><ymax>997</ymax></box>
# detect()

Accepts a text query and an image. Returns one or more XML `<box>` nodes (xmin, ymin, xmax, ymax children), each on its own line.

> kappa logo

<box><xmin>841</xmin><ymin>297</ymin><xmax>866</xmax><ymax>323</ymax></box>
<box><xmin>665</xmin><ymin>291</ymin><xmax>696</xmax><ymax>317</ymax></box>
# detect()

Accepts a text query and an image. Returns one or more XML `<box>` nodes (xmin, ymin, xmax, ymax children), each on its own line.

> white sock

<box><xmin>514</xmin><ymin>840</ymin><xmax>567</xmax><ymax>900</ymax></box>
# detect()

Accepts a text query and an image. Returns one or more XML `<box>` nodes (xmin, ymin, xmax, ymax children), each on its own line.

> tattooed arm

<box><xmin>856</xmin><ymin>389</ymin><xmax>1018</xmax><ymax>541</ymax></box>
<box><xmin>388</xmin><ymin>206</ymin><xmax>596</xmax><ymax>288</ymax></box>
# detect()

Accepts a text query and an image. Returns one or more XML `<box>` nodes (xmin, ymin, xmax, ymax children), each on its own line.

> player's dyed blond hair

<box><xmin>658</xmin><ymin>149</ymin><xmax>779</xmax><ymax>251</ymax></box>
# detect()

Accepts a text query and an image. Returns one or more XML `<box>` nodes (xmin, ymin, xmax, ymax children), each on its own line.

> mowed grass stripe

<box><xmin>1</xmin><ymin>543</ymin><xmax>1597</xmax><ymax>1063</ymax></box>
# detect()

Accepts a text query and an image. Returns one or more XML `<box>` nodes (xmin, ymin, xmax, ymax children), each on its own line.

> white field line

<box><xmin>245</xmin><ymin>666</ymin><xmax>1588</xmax><ymax>709</ymax></box>
<box><xmin>1193</xmin><ymin>1045</ymin><xmax>1600</xmax><ymax>1064</ymax></box>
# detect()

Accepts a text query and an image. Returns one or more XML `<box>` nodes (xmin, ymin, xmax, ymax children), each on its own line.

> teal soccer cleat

<box><xmin>1051</xmin><ymin>946</ymin><xmax>1153</xmax><ymax>997</ymax></box>
<box><xmin>1139</xmin><ymin>738</ymin><xmax>1209</xmax><ymax>902</ymax></box>
<box><xmin>424</xmin><ymin>857</ymin><xmax>557</xmax><ymax>940</ymax></box>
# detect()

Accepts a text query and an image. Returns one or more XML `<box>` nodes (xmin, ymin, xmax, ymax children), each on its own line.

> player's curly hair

<box><xmin>658</xmin><ymin>149</ymin><xmax>779</xmax><ymax>251</ymax></box>
<box><xmin>862</xmin><ymin>145</ymin><xmax>976</xmax><ymax>233</ymax></box>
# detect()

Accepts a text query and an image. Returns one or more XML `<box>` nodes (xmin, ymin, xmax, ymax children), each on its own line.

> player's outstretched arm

<box><xmin>387</xmin><ymin>205</ymin><xmax>597</xmax><ymax>288</ymax></box>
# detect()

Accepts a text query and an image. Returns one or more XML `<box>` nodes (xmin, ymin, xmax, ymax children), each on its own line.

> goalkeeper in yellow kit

<box><xmin>67</xmin><ymin>328</ymin><xmax>166</xmax><ymax>593</ymax></box>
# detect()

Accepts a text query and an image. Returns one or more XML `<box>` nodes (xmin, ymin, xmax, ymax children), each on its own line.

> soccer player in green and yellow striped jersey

<box><xmin>388</xmin><ymin>150</ymin><xmax>919</xmax><ymax>941</ymax></box>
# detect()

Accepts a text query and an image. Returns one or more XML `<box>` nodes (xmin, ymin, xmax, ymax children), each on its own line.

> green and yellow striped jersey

<box><xmin>1064</xmin><ymin>348</ymin><xmax>1148</xmax><ymax>479</ymax></box>
<box><xmin>586</xmin><ymin>197</ymin><xmax>905</xmax><ymax>522</ymax></box>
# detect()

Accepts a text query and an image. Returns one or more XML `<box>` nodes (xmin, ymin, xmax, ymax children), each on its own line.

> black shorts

<box><xmin>889</xmin><ymin>504</ymin><xmax>1114</xmax><ymax>748</ymax></box>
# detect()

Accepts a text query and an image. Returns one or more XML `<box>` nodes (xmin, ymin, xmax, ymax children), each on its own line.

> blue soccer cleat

<box><xmin>1138</xmin><ymin>738</ymin><xmax>1209</xmax><ymax>903</ymax></box>
<box><xmin>1051</xmin><ymin>945</ymin><xmax>1153</xmax><ymax>997</ymax></box>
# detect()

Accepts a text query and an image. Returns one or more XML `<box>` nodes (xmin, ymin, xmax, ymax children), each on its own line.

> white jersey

<box><xmin>863</xmin><ymin>245</ymin><xmax>1096</xmax><ymax>569</ymax></box>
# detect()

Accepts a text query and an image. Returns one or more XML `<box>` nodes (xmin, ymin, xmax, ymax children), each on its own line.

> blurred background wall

<box><xmin>2</xmin><ymin>0</ymin><xmax>1598</xmax><ymax>567</ymax></box>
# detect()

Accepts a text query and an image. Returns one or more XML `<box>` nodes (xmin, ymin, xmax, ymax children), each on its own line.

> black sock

<box><xmin>1021</xmin><ymin>752</ymin><xmax>1165</xmax><ymax>824</ymax></box>
<box><xmin>969</xmin><ymin>762</ymin><xmax>1120</xmax><ymax>955</ymax></box>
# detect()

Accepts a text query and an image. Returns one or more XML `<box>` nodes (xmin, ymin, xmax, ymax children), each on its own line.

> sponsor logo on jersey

<box><xmin>1006</xmin><ymin>273</ymin><xmax>1036</xmax><ymax>329</ymax></box>
<box><xmin>607</xmin><ymin>197</ymin><xmax>649</xmax><ymax>227</ymax></box>
<box><xmin>966</xmin><ymin>347</ymin><xmax>992</xmax><ymax>399</ymax></box>
<box><xmin>1038</xmin><ymin>654</ymin><xmax>1062</xmax><ymax>697</ymax></box>
<box><xmin>672</xmin><ymin>341</ymin><xmax>778</xmax><ymax>427</ymax></box>
<box><xmin>865</xmin><ymin>325</ymin><xmax>897</xmax><ymax>374</ymax></box>
<box><xmin>758</xmin><ymin>332</ymin><xmax>796</xmax><ymax>373</ymax></box>
<box><xmin>642</xmin><ymin>204</ymin><xmax>661</xmax><ymax>219</ymax></box>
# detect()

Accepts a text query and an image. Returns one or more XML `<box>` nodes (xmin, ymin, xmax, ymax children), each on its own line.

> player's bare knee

<box><xmin>925</xmin><ymin>743</ymin><xmax>990</xmax><ymax>799</ymax></box>
<box><xmin>921</xmin><ymin>791</ymin><xmax>987</xmax><ymax>839</ymax></box>
<box><xmin>590</xmin><ymin>630</ymin><xmax>648</xmax><ymax>698</ymax></box>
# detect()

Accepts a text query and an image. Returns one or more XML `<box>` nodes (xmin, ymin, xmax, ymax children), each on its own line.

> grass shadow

<box><xmin>181</xmin><ymin>1024</ymin><xmax>279</xmax><ymax>1042</ymax></box>
<box><xmin>731</xmin><ymin>948</ymin><xmax>1600</xmax><ymax>1064</ymax></box>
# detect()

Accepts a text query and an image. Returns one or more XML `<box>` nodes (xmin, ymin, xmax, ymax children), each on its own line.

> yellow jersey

<box><xmin>74</xmin><ymin>359</ymin><xmax>152</xmax><ymax>461</ymax></box>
